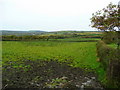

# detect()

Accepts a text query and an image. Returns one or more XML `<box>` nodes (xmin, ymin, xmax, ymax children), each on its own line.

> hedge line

<box><xmin>97</xmin><ymin>40</ymin><xmax>120</xmax><ymax>88</ymax></box>
<box><xmin>1</xmin><ymin>35</ymin><xmax>101</xmax><ymax>41</ymax></box>
<box><xmin>102</xmin><ymin>31</ymin><xmax>120</xmax><ymax>44</ymax></box>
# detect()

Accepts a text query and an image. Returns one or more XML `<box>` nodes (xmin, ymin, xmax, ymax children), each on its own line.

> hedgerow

<box><xmin>96</xmin><ymin>40</ymin><xmax>120</xmax><ymax>88</ymax></box>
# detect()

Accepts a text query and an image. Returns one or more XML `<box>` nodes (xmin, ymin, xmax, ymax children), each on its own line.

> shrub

<box><xmin>102</xmin><ymin>31</ymin><xmax>117</xmax><ymax>44</ymax></box>
<box><xmin>96</xmin><ymin>40</ymin><xmax>120</xmax><ymax>88</ymax></box>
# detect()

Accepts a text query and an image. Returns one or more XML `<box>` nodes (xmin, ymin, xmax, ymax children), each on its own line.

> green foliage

<box><xmin>96</xmin><ymin>40</ymin><xmax>120</xmax><ymax>88</ymax></box>
<box><xmin>102</xmin><ymin>31</ymin><xmax>118</xmax><ymax>44</ymax></box>
<box><xmin>97</xmin><ymin>40</ymin><xmax>115</xmax><ymax>69</ymax></box>
<box><xmin>90</xmin><ymin>2</ymin><xmax>120</xmax><ymax>49</ymax></box>
<box><xmin>90</xmin><ymin>2</ymin><xmax>120</xmax><ymax>31</ymax></box>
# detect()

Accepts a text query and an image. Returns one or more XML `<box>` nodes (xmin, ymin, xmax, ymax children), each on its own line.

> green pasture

<box><xmin>2</xmin><ymin>40</ymin><xmax>105</xmax><ymax>82</ymax></box>
<box><xmin>2</xmin><ymin>41</ymin><xmax>97</xmax><ymax>67</ymax></box>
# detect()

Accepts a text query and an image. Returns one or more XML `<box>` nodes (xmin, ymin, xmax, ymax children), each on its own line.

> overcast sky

<box><xmin>0</xmin><ymin>0</ymin><xmax>119</xmax><ymax>31</ymax></box>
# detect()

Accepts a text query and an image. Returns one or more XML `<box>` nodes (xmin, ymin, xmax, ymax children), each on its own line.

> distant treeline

<box><xmin>1</xmin><ymin>30</ymin><xmax>45</xmax><ymax>36</ymax></box>
<box><xmin>1</xmin><ymin>30</ymin><xmax>102</xmax><ymax>36</ymax></box>
<box><xmin>1</xmin><ymin>35</ymin><xmax>66</xmax><ymax>41</ymax></box>
<box><xmin>1</xmin><ymin>34</ymin><xmax>101</xmax><ymax>41</ymax></box>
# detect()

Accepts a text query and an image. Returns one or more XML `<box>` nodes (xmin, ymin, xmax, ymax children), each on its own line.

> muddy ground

<box><xmin>2</xmin><ymin>60</ymin><xmax>103</xmax><ymax>89</ymax></box>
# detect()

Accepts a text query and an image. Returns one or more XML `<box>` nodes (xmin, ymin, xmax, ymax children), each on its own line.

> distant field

<box><xmin>1</xmin><ymin>30</ymin><xmax>102</xmax><ymax>36</ymax></box>
<box><xmin>49</xmin><ymin>37</ymin><xmax>100</xmax><ymax>42</ymax></box>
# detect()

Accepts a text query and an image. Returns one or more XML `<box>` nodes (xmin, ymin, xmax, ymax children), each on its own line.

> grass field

<box><xmin>48</xmin><ymin>37</ymin><xmax>100</xmax><ymax>42</ymax></box>
<box><xmin>2</xmin><ymin>41</ymin><xmax>99</xmax><ymax>68</ymax></box>
<box><xmin>2</xmin><ymin>40</ymin><xmax>105</xmax><ymax>88</ymax></box>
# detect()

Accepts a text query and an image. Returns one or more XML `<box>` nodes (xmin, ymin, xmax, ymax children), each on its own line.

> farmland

<box><xmin>3</xmin><ymin>41</ymin><xmax>99</xmax><ymax>68</ymax></box>
<box><xmin>1</xmin><ymin>31</ymin><xmax>105</xmax><ymax>88</ymax></box>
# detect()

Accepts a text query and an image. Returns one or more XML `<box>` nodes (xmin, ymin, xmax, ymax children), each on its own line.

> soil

<box><xmin>2</xmin><ymin>60</ymin><xmax>103</xmax><ymax>89</ymax></box>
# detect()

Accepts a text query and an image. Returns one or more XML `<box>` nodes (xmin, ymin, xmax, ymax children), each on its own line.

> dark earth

<box><xmin>2</xmin><ymin>59</ymin><xmax>103</xmax><ymax>89</ymax></box>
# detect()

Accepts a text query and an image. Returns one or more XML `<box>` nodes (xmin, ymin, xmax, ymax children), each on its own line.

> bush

<box><xmin>102</xmin><ymin>31</ymin><xmax>117</xmax><ymax>44</ymax></box>
<box><xmin>97</xmin><ymin>41</ymin><xmax>113</xmax><ymax>69</ymax></box>
<box><xmin>96</xmin><ymin>40</ymin><xmax>120</xmax><ymax>88</ymax></box>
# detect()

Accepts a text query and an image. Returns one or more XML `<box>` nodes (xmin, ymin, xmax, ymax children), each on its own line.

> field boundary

<box><xmin>96</xmin><ymin>40</ymin><xmax>120</xmax><ymax>88</ymax></box>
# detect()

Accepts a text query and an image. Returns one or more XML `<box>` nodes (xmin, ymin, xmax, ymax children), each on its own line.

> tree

<box><xmin>90</xmin><ymin>2</ymin><xmax>120</xmax><ymax>31</ymax></box>
<box><xmin>90</xmin><ymin>2</ymin><xmax>120</xmax><ymax>49</ymax></box>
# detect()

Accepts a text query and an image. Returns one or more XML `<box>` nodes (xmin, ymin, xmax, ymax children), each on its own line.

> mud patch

<box><xmin>2</xmin><ymin>60</ymin><xmax>103</xmax><ymax>89</ymax></box>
